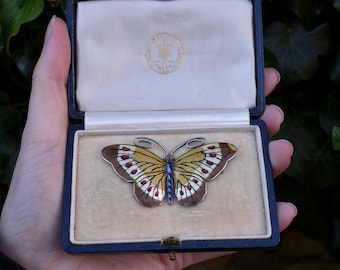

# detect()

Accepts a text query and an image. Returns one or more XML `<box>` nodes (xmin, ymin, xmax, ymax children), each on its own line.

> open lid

<box><xmin>67</xmin><ymin>0</ymin><xmax>265</xmax><ymax>121</ymax></box>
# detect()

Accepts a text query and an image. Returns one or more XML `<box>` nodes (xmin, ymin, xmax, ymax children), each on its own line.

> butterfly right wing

<box><xmin>173</xmin><ymin>142</ymin><xmax>237</xmax><ymax>206</ymax></box>
<box><xmin>102</xmin><ymin>144</ymin><xmax>166</xmax><ymax>207</ymax></box>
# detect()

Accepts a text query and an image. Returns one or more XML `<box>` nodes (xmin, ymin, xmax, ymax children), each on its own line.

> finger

<box><xmin>277</xmin><ymin>202</ymin><xmax>298</xmax><ymax>232</ymax></box>
<box><xmin>269</xmin><ymin>139</ymin><xmax>294</xmax><ymax>178</ymax></box>
<box><xmin>264</xmin><ymin>67</ymin><xmax>281</xmax><ymax>97</ymax></box>
<box><xmin>23</xmin><ymin>16</ymin><xmax>70</xmax><ymax>147</ymax></box>
<box><xmin>260</xmin><ymin>104</ymin><xmax>284</xmax><ymax>137</ymax></box>
<box><xmin>180</xmin><ymin>251</ymin><xmax>233</xmax><ymax>269</ymax></box>
<box><xmin>181</xmin><ymin>201</ymin><xmax>298</xmax><ymax>267</ymax></box>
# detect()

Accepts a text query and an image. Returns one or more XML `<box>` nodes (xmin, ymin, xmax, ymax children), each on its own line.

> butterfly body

<box><xmin>102</xmin><ymin>138</ymin><xmax>237</xmax><ymax>207</ymax></box>
<box><xmin>165</xmin><ymin>159</ymin><xmax>174</xmax><ymax>205</ymax></box>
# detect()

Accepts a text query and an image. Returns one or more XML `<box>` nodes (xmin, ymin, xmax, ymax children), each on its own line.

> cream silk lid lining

<box><xmin>76</xmin><ymin>0</ymin><xmax>256</xmax><ymax>112</ymax></box>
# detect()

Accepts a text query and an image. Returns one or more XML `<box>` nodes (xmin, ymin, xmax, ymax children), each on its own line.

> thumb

<box><xmin>23</xmin><ymin>16</ymin><xmax>70</xmax><ymax>147</ymax></box>
<box><xmin>0</xmin><ymin>16</ymin><xmax>71</xmax><ymax>265</ymax></box>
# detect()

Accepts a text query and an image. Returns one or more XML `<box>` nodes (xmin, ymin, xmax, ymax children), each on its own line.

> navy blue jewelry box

<box><xmin>62</xmin><ymin>0</ymin><xmax>279</xmax><ymax>256</ymax></box>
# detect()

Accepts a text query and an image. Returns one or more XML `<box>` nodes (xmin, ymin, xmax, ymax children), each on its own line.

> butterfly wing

<box><xmin>173</xmin><ymin>143</ymin><xmax>237</xmax><ymax>206</ymax></box>
<box><xmin>102</xmin><ymin>144</ymin><xmax>166</xmax><ymax>207</ymax></box>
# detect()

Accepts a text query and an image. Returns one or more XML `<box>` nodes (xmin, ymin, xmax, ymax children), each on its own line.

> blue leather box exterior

<box><xmin>62</xmin><ymin>0</ymin><xmax>280</xmax><ymax>254</ymax></box>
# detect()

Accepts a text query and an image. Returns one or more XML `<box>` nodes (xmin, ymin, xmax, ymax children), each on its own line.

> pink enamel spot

<box><xmin>122</xmin><ymin>146</ymin><xmax>130</xmax><ymax>151</ymax></box>
<box><xmin>202</xmin><ymin>168</ymin><xmax>208</xmax><ymax>174</ymax></box>
<box><xmin>131</xmin><ymin>169</ymin><xmax>137</xmax><ymax>174</ymax></box>
<box><xmin>121</xmin><ymin>155</ymin><xmax>129</xmax><ymax>160</ymax></box>
<box><xmin>125</xmin><ymin>162</ymin><xmax>132</xmax><ymax>168</ymax></box>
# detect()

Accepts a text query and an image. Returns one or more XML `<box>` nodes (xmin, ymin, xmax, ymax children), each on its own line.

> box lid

<box><xmin>67</xmin><ymin>0</ymin><xmax>265</xmax><ymax>122</ymax></box>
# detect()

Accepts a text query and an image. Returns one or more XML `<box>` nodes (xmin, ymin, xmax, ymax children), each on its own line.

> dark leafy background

<box><xmin>263</xmin><ymin>0</ymin><xmax>340</xmax><ymax>254</ymax></box>
<box><xmin>1</xmin><ymin>0</ymin><xmax>340</xmax><ymax>268</ymax></box>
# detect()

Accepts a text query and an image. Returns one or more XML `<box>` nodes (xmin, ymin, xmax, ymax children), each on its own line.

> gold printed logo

<box><xmin>157</xmin><ymin>42</ymin><xmax>172</xmax><ymax>59</ymax></box>
<box><xmin>144</xmin><ymin>32</ymin><xmax>184</xmax><ymax>75</ymax></box>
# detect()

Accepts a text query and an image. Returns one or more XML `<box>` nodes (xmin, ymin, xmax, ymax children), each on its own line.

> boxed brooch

<box><xmin>62</xmin><ymin>0</ymin><xmax>279</xmax><ymax>255</ymax></box>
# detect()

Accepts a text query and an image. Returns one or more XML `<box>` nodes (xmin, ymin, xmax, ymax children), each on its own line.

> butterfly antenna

<box><xmin>134</xmin><ymin>137</ymin><xmax>169</xmax><ymax>156</ymax></box>
<box><xmin>170</xmin><ymin>137</ymin><xmax>206</xmax><ymax>156</ymax></box>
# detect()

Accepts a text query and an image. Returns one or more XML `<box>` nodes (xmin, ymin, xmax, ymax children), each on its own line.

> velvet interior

<box><xmin>70</xmin><ymin>127</ymin><xmax>272</xmax><ymax>244</ymax></box>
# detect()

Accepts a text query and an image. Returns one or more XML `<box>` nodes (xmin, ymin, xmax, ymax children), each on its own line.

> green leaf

<box><xmin>0</xmin><ymin>106</ymin><xmax>21</xmax><ymax>133</ymax></box>
<box><xmin>0</xmin><ymin>0</ymin><xmax>44</xmax><ymax>55</ymax></box>
<box><xmin>0</xmin><ymin>20</ymin><xmax>3</xmax><ymax>54</ymax></box>
<box><xmin>319</xmin><ymin>96</ymin><xmax>340</xmax><ymax>135</ymax></box>
<box><xmin>11</xmin><ymin>33</ymin><xmax>44</xmax><ymax>80</ymax></box>
<box><xmin>333</xmin><ymin>127</ymin><xmax>340</xmax><ymax>151</ymax></box>
<box><xmin>329</xmin><ymin>46</ymin><xmax>340</xmax><ymax>89</ymax></box>
<box><xmin>263</xmin><ymin>47</ymin><xmax>278</xmax><ymax>68</ymax></box>
<box><xmin>275</xmin><ymin>113</ymin><xmax>340</xmax><ymax>188</ymax></box>
<box><xmin>0</xmin><ymin>90</ymin><xmax>10</xmax><ymax>104</ymax></box>
<box><xmin>283</xmin><ymin>0</ymin><xmax>325</xmax><ymax>28</ymax></box>
<box><xmin>294</xmin><ymin>190</ymin><xmax>335</xmax><ymax>248</ymax></box>
<box><xmin>0</xmin><ymin>106</ymin><xmax>21</xmax><ymax>184</ymax></box>
<box><xmin>264</xmin><ymin>21</ymin><xmax>333</xmax><ymax>84</ymax></box>
<box><xmin>290</xmin><ymin>87</ymin><xmax>323</xmax><ymax>117</ymax></box>
<box><xmin>334</xmin><ymin>0</ymin><xmax>340</xmax><ymax>11</ymax></box>
<box><xmin>60</xmin><ymin>0</ymin><xmax>67</xmax><ymax>15</ymax></box>
<box><xmin>0</xmin><ymin>135</ymin><xmax>19</xmax><ymax>184</ymax></box>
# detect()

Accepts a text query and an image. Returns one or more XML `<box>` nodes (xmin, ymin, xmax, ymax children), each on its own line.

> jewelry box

<box><xmin>62</xmin><ymin>0</ymin><xmax>280</xmax><ymax>256</ymax></box>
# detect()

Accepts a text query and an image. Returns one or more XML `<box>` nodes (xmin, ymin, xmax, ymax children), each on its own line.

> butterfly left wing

<box><xmin>102</xmin><ymin>144</ymin><xmax>167</xmax><ymax>207</ymax></box>
<box><xmin>173</xmin><ymin>142</ymin><xmax>237</xmax><ymax>206</ymax></box>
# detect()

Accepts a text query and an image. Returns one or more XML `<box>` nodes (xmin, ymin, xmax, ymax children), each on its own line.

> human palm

<box><xmin>0</xmin><ymin>17</ymin><xmax>296</xmax><ymax>270</ymax></box>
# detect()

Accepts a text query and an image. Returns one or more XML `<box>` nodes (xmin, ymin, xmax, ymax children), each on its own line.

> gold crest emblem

<box><xmin>144</xmin><ymin>32</ymin><xmax>184</xmax><ymax>75</ymax></box>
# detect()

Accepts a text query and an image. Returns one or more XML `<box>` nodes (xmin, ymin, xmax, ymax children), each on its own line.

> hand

<box><xmin>0</xmin><ymin>17</ymin><xmax>296</xmax><ymax>269</ymax></box>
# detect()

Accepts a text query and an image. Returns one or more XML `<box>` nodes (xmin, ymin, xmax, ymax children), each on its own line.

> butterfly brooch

<box><xmin>101</xmin><ymin>137</ymin><xmax>237</xmax><ymax>207</ymax></box>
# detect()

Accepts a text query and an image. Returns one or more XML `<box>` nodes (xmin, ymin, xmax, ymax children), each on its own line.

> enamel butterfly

<box><xmin>101</xmin><ymin>137</ymin><xmax>237</xmax><ymax>207</ymax></box>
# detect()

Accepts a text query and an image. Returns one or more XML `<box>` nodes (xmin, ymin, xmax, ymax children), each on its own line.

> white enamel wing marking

<box><xmin>136</xmin><ymin>176</ymin><xmax>164</xmax><ymax>197</ymax></box>
<box><xmin>175</xmin><ymin>176</ymin><xmax>204</xmax><ymax>199</ymax></box>
<box><xmin>116</xmin><ymin>145</ymin><xmax>141</xmax><ymax>181</ymax></box>
<box><xmin>202</xmin><ymin>143</ymin><xmax>223</xmax><ymax>177</ymax></box>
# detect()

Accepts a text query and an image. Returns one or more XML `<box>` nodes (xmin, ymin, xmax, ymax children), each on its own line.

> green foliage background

<box><xmin>1</xmin><ymin>0</ymin><xmax>340</xmax><ymax>265</ymax></box>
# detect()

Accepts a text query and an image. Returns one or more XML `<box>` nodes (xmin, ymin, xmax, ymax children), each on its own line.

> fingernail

<box><xmin>272</xmin><ymin>68</ymin><xmax>281</xmax><ymax>84</ymax></box>
<box><xmin>279</xmin><ymin>139</ymin><xmax>294</xmax><ymax>157</ymax></box>
<box><xmin>270</xmin><ymin>104</ymin><xmax>285</xmax><ymax>124</ymax></box>
<box><xmin>45</xmin><ymin>15</ymin><xmax>56</xmax><ymax>44</ymax></box>
<box><xmin>288</xmin><ymin>202</ymin><xmax>298</xmax><ymax>217</ymax></box>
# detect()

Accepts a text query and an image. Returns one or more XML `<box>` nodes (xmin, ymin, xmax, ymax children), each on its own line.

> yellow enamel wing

<box><xmin>101</xmin><ymin>137</ymin><xmax>237</xmax><ymax>207</ymax></box>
